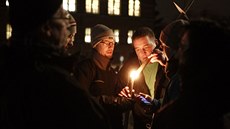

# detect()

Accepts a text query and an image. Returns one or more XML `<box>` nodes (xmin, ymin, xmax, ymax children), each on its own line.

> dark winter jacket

<box><xmin>74</xmin><ymin>50</ymin><xmax>134</xmax><ymax>129</ymax></box>
<box><xmin>0</xmin><ymin>41</ymin><xmax>111</xmax><ymax>129</ymax></box>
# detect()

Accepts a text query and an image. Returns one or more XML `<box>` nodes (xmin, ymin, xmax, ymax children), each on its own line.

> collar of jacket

<box><xmin>92</xmin><ymin>50</ymin><xmax>111</xmax><ymax>70</ymax></box>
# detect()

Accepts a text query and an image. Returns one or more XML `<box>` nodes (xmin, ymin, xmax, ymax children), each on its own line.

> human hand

<box><xmin>148</xmin><ymin>49</ymin><xmax>167</xmax><ymax>67</ymax></box>
<box><xmin>137</xmin><ymin>92</ymin><xmax>152</xmax><ymax>104</ymax></box>
<box><xmin>118</xmin><ymin>86</ymin><xmax>134</xmax><ymax>98</ymax></box>
<box><xmin>135</xmin><ymin>93</ymin><xmax>153</xmax><ymax>114</ymax></box>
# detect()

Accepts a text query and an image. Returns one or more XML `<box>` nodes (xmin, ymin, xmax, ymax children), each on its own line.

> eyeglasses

<box><xmin>100</xmin><ymin>40</ymin><xmax>116</xmax><ymax>47</ymax></box>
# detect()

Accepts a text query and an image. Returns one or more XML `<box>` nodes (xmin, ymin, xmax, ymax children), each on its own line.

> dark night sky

<box><xmin>155</xmin><ymin>0</ymin><xmax>230</xmax><ymax>23</ymax></box>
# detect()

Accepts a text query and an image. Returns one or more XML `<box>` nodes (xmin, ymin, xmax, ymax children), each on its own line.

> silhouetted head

<box><xmin>9</xmin><ymin>0</ymin><xmax>63</xmax><ymax>33</ymax></box>
<box><xmin>8</xmin><ymin>0</ymin><xmax>72</xmax><ymax>55</ymax></box>
<box><xmin>159</xmin><ymin>19</ymin><xmax>189</xmax><ymax>60</ymax></box>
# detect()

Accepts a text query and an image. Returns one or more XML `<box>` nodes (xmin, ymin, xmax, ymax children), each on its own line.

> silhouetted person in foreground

<box><xmin>151</xmin><ymin>18</ymin><xmax>230</xmax><ymax>129</ymax></box>
<box><xmin>0</xmin><ymin>0</ymin><xmax>111</xmax><ymax>129</ymax></box>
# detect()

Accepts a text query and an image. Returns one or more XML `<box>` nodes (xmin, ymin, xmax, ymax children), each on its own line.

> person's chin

<box><xmin>106</xmin><ymin>52</ymin><xmax>112</xmax><ymax>56</ymax></box>
<box><xmin>106</xmin><ymin>54</ymin><xmax>113</xmax><ymax>59</ymax></box>
<box><xmin>142</xmin><ymin>58</ymin><xmax>147</xmax><ymax>62</ymax></box>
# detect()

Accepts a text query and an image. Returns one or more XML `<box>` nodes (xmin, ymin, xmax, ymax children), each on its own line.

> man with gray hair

<box><xmin>0</xmin><ymin>1</ymin><xmax>111</xmax><ymax>128</ymax></box>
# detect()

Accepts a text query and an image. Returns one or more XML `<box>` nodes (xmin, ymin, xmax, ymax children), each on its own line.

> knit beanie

<box><xmin>9</xmin><ymin>0</ymin><xmax>62</xmax><ymax>33</ymax></box>
<box><xmin>91</xmin><ymin>24</ymin><xmax>114</xmax><ymax>48</ymax></box>
<box><xmin>67</xmin><ymin>13</ymin><xmax>77</xmax><ymax>35</ymax></box>
<box><xmin>160</xmin><ymin>19</ymin><xmax>189</xmax><ymax>51</ymax></box>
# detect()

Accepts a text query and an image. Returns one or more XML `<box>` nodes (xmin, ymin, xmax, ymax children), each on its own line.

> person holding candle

<box><xmin>118</xmin><ymin>27</ymin><xmax>168</xmax><ymax>129</ymax></box>
<box><xmin>74</xmin><ymin>24</ymin><xmax>135</xmax><ymax>129</ymax></box>
<box><xmin>120</xmin><ymin>19</ymin><xmax>190</xmax><ymax>129</ymax></box>
<box><xmin>138</xmin><ymin>19</ymin><xmax>190</xmax><ymax>108</ymax></box>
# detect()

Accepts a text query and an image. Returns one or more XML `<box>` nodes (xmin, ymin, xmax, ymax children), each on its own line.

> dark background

<box><xmin>156</xmin><ymin>0</ymin><xmax>230</xmax><ymax>23</ymax></box>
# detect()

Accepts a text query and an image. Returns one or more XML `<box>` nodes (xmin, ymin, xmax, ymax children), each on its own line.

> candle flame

<box><xmin>130</xmin><ymin>70</ymin><xmax>139</xmax><ymax>80</ymax></box>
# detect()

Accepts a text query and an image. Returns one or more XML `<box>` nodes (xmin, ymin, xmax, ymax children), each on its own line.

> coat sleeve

<box><xmin>98</xmin><ymin>95</ymin><xmax>135</xmax><ymax>113</ymax></box>
<box><xmin>74</xmin><ymin>59</ymin><xmax>96</xmax><ymax>91</ymax></box>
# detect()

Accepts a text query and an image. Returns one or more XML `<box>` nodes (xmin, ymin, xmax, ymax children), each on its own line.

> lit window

<box><xmin>63</xmin><ymin>0</ymin><xmax>76</xmax><ymax>12</ymax></box>
<box><xmin>85</xmin><ymin>28</ymin><xmax>91</xmax><ymax>43</ymax></box>
<box><xmin>108</xmin><ymin>0</ymin><xmax>120</xmax><ymax>15</ymax></box>
<box><xmin>128</xmin><ymin>0</ymin><xmax>140</xmax><ymax>16</ymax></box>
<box><xmin>127</xmin><ymin>30</ymin><xmax>134</xmax><ymax>44</ymax></box>
<box><xmin>6</xmin><ymin>24</ymin><xmax>12</xmax><ymax>40</ymax></box>
<box><xmin>113</xmin><ymin>29</ymin><xmax>119</xmax><ymax>43</ymax></box>
<box><xmin>86</xmin><ymin>0</ymin><xmax>99</xmax><ymax>14</ymax></box>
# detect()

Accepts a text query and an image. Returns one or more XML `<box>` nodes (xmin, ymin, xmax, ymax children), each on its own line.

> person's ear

<box><xmin>41</xmin><ymin>23</ymin><xmax>52</xmax><ymax>37</ymax></box>
<box><xmin>155</xmin><ymin>39</ymin><xmax>159</xmax><ymax>45</ymax></box>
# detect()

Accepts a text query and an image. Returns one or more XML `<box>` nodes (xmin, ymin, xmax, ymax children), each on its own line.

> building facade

<box><xmin>0</xmin><ymin>0</ymin><xmax>163</xmax><ymax>68</ymax></box>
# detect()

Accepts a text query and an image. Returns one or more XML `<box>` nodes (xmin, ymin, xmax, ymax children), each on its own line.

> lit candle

<box><xmin>129</xmin><ymin>70</ymin><xmax>139</xmax><ymax>96</ymax></box>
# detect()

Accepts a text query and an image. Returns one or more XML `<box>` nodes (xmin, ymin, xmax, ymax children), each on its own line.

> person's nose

<box><xmin>142</xmin><ymin>48</ymin><xmax>148</xmax><ymax>55</ymax></box>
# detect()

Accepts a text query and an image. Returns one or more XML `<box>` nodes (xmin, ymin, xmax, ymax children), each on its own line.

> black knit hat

<box><xmin>91</xmin><ymin>24</ymin><xmax>114</xmax><ymax>48</ymax></box>
<box><xmin>67</xmin><ymin>13</ymin><xmax>77</xmax><ymax>34</ymax></box>
<box><xmin>9</xmin><ymin>0</ymin><xmax>63</xmax><ymax>32</ymax></box>
<box><xmin>160</xmin><ymin>19</ymin><xmax>189</xmax><ymax>51</ymax></box>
